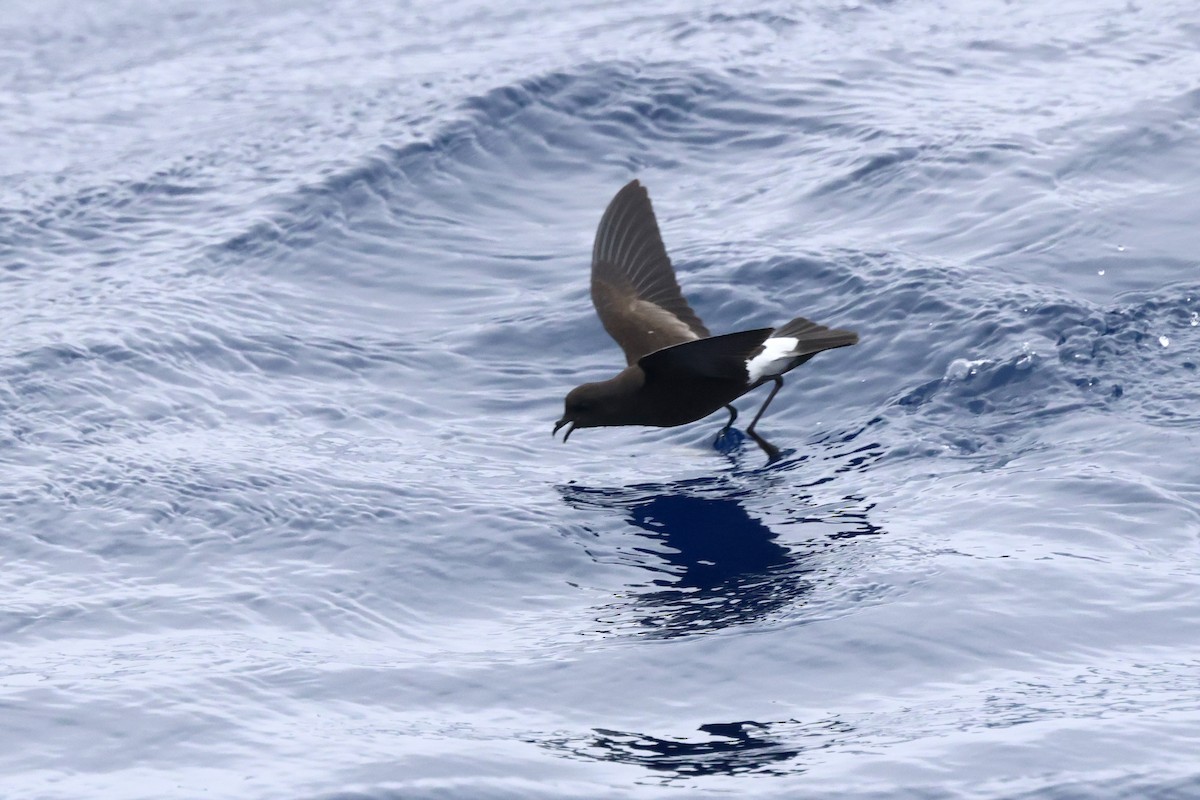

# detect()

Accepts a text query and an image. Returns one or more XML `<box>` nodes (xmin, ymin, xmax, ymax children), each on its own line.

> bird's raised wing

<box><xmin>591</xmin><ymin>180</ymin><xmax>710</xmax><ymax>364</ymax></box>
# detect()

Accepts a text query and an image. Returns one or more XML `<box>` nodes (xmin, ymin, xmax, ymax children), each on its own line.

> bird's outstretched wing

<box><xmin>591</xmin><ymin>180</ymin><xmax>710</xmax><ymax>364</ymax></box>
<box><xmin>638</xmin><ymin>328</ymin><xmax>774</xmax><ymax>383</ymax></box>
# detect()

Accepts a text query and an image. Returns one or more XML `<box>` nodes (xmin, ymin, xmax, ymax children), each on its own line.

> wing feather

<box><xmin>638</xmin><ymin>328</ymin><xmax>774</xmax><ymax>383</ymax></box>
<box><xmin>591</xmin><ymin>180</ymin><xmax>710</xmax><ymax>363</ymax></box>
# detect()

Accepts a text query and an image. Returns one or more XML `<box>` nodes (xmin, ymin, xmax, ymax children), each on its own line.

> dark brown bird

<box><xmin>554</xmin><ymin>180</ymin><xmax>858</xmax><ymax>461</ymax></box>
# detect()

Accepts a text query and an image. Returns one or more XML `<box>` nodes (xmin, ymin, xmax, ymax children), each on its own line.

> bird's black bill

<box><xmin>553</xmin><ymin>419</ymin><xmax>576</xmax><ymax>442</ymax></box>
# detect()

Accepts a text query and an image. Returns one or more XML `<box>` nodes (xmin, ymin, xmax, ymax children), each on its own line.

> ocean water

<box><xmin>3</xmin><ymin>0</ymin><xmax>1200</xmax><ymax>797</ymax></box>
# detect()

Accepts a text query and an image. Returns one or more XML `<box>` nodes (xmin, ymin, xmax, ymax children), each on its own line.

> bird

<box><xmin>553</xmin><ymin>179</ymin><xmax>858</xmax><ymax>461</ymax></box>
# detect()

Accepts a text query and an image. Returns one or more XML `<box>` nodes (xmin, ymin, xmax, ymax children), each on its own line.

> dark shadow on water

<box><xmin>534</xmin><ymin>716</ymin><xmax>855</xmax><ymax>781</ymax></box>
<box><xmin>546</xmin><ymin>432</ymin><xmax>882</xmax><ymax>778</ymax></box>
<box><xmin>550</xmin><ymin>721</ymin><xmax>796</xmax><ymax>778</ymax></box>
<box><xmin>558</xmin><ymin>462</ymin><xmax>882</xmax><ymax>639</ymax></box>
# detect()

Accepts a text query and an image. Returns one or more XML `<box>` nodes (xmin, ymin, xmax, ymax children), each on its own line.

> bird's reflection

<box><xmin>536</xmin><ymin>716</ymin><xmax>856</xmax><ymax>780</ymax></box>
<box><xmin>555</xmin><ymin>720</ymin><xmax>795</xmax><ymax>778</ymax></box>
<box><xmin>545</xmin><ymin>430</ymin><xmax>883</xmax><ymax>779</ymax></box>
<box><xmin>559</xmin><ymin>469</ymin><xmax>880</xmax><ymax>639</ymax></box>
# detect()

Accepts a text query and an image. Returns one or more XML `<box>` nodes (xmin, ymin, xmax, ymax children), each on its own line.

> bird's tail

<box><xmin>773</xmin><ymin>316</ymin><xmax>859</xmax><ymax>356</ymax></box>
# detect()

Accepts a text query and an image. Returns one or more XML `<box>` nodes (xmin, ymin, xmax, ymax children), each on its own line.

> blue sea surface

<box><xmin>3</xmin><ymin>0</ymin><xmax>1200</xmax><ymax>797</ymax></box>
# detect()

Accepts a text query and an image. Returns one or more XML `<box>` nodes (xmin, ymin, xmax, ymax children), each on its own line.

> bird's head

<box><xmin>554</xmin><ymin>375</ymin><xmax>640</xmax><ymax>442</ymax></box>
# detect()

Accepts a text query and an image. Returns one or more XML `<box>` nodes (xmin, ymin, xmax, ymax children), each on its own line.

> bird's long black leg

<box><xmin>719</xmin><ymin>404</ymin><xmax>738</xmax><ymax>433</ymax></box>
<box><xmin>745</xmin><ymin>377</ymin><xmax>784</xmax><ymax>461</ymax></box>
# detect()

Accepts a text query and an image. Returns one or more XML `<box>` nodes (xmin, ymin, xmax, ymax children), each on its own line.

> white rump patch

<box><xmin>746</xmin><ymin>337</ymin><xmax>799</xmax><ymax>383</ymax></box>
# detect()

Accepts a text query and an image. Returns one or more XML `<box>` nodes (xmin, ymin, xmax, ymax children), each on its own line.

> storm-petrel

<box><xmin>554</xmin><ymin>180</ymin><xmax>858</xmax><ymax>461</ymax></box>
